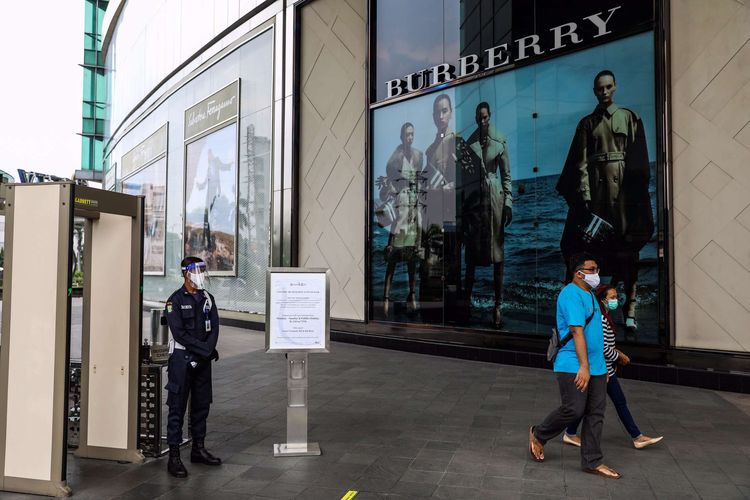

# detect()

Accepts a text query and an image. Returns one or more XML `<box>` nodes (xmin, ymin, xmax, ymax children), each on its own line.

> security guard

<box><xmin>164</xmin><ymin>256</ymin><xmax>221</xmax><ymax>478</ymax></box>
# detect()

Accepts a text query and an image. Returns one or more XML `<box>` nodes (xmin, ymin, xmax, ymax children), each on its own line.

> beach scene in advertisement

<box><xmin>371</xmin><ymin>32</ymin><xmax>660</xmax><ymax>343</ymax></box>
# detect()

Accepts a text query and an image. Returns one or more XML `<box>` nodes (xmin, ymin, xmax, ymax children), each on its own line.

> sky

<box><xmin>0</xmin><ymin>2</ymin><xmax>85</xmax><ymax>181</ymax></box>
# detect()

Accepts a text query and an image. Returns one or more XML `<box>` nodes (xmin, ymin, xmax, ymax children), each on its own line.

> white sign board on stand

<box><xmin>265</xmin><ymin>268</ymin><xmax>330</xmax><ymax>457</ymax></box>
<box><xmin>266</xmin><ymin>268</ymin><xmax>330</xmax><ymax>353</ymax></box>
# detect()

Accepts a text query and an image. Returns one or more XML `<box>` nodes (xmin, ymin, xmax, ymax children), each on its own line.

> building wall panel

<box><xmin>298</xmin><ymin>0</ymin><xmax>366</xmax><ymax>321</ymax></box>
<box><xmin>672</xmin><ymin>0</ymin><xmax>750</xmax><ymax>352</ymax></box>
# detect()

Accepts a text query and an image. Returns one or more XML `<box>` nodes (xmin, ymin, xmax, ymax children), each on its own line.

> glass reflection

<box><xmin>461</xmin><ymin>101</ymin><xmax>513</xmax><ymax>328</ymax></box>
<box><xmin>122</xmin><ymin>158</ymin><xmax>167</xmax><ymax>274</ymax></box>
<box><xmin>184</xmin><ymin>123</ymin><xmax>238</xmax><ymax>274</ymax></box>
<box><xmin>376</xmin><ymin>122</ymin><xmax>423</xmax><ymax>317</ymax></box>
<box><xmin>374</xmin><ymin>0</ymin><xmax>654</xmax><ymax>103</ymax></box>
<box><xmin>370</xmin><ymin>32</ymin><xmax>659</xmax><ymax>343</ymax></box>
<box><xmin>110</xmin><ymin>29</ymin><xmax>277</xmax><ymax>313</ymax></box>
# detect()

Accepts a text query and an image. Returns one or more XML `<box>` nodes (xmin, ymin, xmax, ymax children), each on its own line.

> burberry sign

<box><xmin>384</xmin><ymin>6</ymin><xmax>625</xmax><ymax>100</ymax></box>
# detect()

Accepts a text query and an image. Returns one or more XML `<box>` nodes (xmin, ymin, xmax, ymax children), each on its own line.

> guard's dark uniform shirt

<box><xmin>164</xmin><ymin>286</ymin><xmax>220</xmax><ymax>446</ymax></box>
<box><xmin>165</xmin><ymin>286</ymin><xmax>220</xmax><ymax>359</ymax></box>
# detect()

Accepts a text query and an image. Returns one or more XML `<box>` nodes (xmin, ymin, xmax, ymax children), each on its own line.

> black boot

<box><xmin>191</xmin><ymin>440</ymin><xmax>222</xmax><ymax>465</ymax></box>
<box><xmin>167</xmin><ymin>445</ymin><xmax>188</xmax><ymax>478</ymax></box>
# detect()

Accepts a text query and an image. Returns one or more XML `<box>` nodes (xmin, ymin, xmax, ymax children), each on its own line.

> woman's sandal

<box><xmin>584</xmin><ymin>464</ymin><xmax>621</xmax><ymax>479</ymax></box>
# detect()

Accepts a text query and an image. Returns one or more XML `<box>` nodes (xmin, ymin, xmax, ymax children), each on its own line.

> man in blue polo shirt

<box><xmin>529</xmin><ymin>253</ymin><xmax>621</xmax><ymax>479</ymax></box>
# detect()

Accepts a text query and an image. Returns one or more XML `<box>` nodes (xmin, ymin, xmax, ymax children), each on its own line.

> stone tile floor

<box><xmin>3</xmin><ymin>325</ymin><xmax>750</xmax><ymax>499</ymax></box>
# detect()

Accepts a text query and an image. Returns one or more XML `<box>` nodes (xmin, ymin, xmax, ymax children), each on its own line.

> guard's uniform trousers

<box><xmin>164</xmin><ymin>286</ymin><xmax>220</xmax><ymax>446</ymax></box>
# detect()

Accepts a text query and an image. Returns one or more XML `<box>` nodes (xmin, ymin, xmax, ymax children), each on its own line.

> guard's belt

<box><xmin>590</xmin><ymin>151</ymin><xmax>626</xmax><ymax>162</ymax></box>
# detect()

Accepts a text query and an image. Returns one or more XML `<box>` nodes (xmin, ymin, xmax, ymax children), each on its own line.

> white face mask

<box><xmin>579</xmin><ymin>271</ymin><xmax>600</xmax><ymax>290</ymax></box>
<box><xmin>188</xmin><ymin>271</ymin><xmax>206</xmax><ymax>290</ymax></box>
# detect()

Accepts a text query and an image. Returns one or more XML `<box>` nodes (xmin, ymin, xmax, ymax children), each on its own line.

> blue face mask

<box><xmin>607</xmin><ymin>299</ymin><xmax>619</xmax><ymax>311</ymax></box>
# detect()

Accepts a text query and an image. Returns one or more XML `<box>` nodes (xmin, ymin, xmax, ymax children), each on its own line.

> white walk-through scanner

<box><xmin>0</xmin><ymin>183</ymin><xmax>145</xmax><ymax>497</ymax></box>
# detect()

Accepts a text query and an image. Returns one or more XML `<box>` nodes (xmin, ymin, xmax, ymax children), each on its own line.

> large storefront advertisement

<box><xmin>184</xmin><ymin>82</ymin><xmax>239</xmax><ymax>275</ymax></box>
<box><xmin>122</xmin><ymin>125</ymin><xmax>168</xmax><ymax>274</ymax></box>
<box><xmin>369</xmin><ymin>0</ymin><xmax>663</xmax><ymax>344</ymax></box>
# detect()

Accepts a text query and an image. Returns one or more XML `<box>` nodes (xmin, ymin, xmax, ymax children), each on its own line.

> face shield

<box><xmin>182</xmin><ymin>261</ymin><xmax>209</xmax><ymax>290</ymax></box>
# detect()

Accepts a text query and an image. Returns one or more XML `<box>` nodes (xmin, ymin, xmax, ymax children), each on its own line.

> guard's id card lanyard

<box><xmin>203</xmin><ymin>291</ymin><xmax>212</xmax><ymax>332</ymax></box>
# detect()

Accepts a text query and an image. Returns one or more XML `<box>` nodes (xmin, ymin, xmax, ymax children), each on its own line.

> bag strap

<box><xmin>584</xmin><ymin>292</ymin><xmax>597</xmax><ymax>327</ymax></box>
<box><xmin>559</xmin><ymin>292</ymin><xmax>598</xmax><ymax>347</ymax></box>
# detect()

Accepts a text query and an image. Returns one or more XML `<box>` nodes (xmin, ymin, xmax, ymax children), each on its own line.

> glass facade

<box><xmin>374</xmin><ymin>0</ymin><xmax>653</xmax><ymax>102</ymax></box>
<box><xmin>81</xmin><ymin>0</ymin><xmax>108</xmax><ymax>171</ymax></box>
<box><xmin>184</xmin><ymin>123</ymin><xmax>239</xmax><ymax>275</ymax></box>
<box><xmin>106</xmin><ymin>28</ymin><xmax>274</xmax><ymax>313</ymax></box>
<box><xmin>122</xmin><ymin>157</ymin><xmax>167</xmax><ymax>275</ymax></box>
<box><xmin>369</xmin><ymin>1</ymin><xmax>663</xmax><ymax>345</ymax></box>
<box><xmin>103</xmin><ymin>0</ymin><xmax>269</xmax><ymax>138</ymax></box>
<box><xmin>96</xmin><ymin>0</ymin><xmax>750</xmax><ymax>372</ymax></box>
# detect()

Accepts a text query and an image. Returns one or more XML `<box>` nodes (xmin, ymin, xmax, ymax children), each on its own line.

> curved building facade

<box><xmin>102</xmin><ymin>0</ymin><xmax>750</xmax><ymax>390</ymax></box>
<box><xmin>103</xmin><ymin>0</ymin><xmax>279</xmax><ymax>314</ymax></box>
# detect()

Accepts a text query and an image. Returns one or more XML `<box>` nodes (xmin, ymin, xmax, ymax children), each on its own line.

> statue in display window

<box><xmin>377</xmin><ymin>122</ymin><xmax>424</xmax><ymax>317</ymax></box>
<box><xmin>556</xmin><ymin>70</ymin><xmax>654</xmax><ymax>334</ymax></box>
<box><xmin>462</xmin><ymin>102</ymin><xmax>513</xmax><ymax>328</ymax></box>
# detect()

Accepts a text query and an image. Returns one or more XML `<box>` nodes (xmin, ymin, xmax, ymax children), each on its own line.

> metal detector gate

<box><xmin>0</xmin><ymin>183</ymin><xmax>144</xmax><ymax>497</ymax></box>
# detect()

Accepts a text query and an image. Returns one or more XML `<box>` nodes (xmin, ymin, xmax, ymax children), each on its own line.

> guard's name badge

<box><xmin>205</xmin><ymin>319</ymin><xmax>211</xmax><ymax>332</ymax></box>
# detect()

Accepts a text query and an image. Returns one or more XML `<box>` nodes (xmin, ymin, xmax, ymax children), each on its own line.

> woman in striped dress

<box><xmin>562</xmin><ymin>284</ymin><xmax>664</xmax><ymax>449</ymax></box>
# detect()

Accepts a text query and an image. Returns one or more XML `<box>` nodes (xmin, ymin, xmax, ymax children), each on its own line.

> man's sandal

<box><xmin>584</xmin><ymin>464</ymin><xmax>621</xmax><ymax>479</ymax></box>
<box><xmin>528</xmin><ymin>427</ymin><xmax>544</xmax><ymax>462</ymax></box>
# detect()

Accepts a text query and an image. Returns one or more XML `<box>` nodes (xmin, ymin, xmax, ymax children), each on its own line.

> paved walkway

<box><xmin>3</xmin><ymin>325</ymin><xmax>750</xmax><ymax>499</ymax></box>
